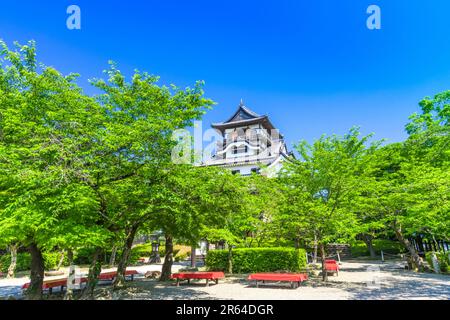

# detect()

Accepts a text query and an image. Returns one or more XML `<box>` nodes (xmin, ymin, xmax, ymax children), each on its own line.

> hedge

<box><xmin>130</xmin><ymin>243</ymin><xmax>166</xmax><ymax>260</ymax></box>
<box><xmin>131</xmin><ymin>244</ymin><xmax>190</xmax><ymax>263</ymax></box>
<box><xmin>206</xmin><ymin>247</ymin><xmax>307</xmax><ymax>273</ymax></box>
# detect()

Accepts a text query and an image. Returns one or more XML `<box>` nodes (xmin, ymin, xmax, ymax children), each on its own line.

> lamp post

<box><xmin>150</xmin><ymin>237</ymin><xmax>161</xmax><ymax>264</ymax></box>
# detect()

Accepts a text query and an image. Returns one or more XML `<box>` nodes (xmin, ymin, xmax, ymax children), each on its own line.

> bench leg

<box><xmin>215</xmin><ymin>279</ymin><xmax>219</xmax><ymax>285</ymax></box>
<box><xmin>187</xmin><ymin>279</ymin><xmax>190</xmax><ymax>285</ymax></box>
<box><xmin>49</xmin><ymin>288</ymin><xmax>53</xmax><ymax>295</ymax></box>
<box><xmin>176</xmin><ymin>279</ymin><xmax>180</xmax><ymax>287</ymax></box>
<box><xmin>206</xmin><ymin>279</ymin><xmax>209</xmax><ymax>287</ymax></box>
<box><xmin>256</xmin><ymin>281</ymin><xmax>259</xmax><ymax>288</ymax></box>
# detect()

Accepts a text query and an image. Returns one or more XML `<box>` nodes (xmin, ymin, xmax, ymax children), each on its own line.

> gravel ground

<box><xmin>1</xmin><ymin>261</ymin><xmax>449</xmax><ymax>300</ymax></box>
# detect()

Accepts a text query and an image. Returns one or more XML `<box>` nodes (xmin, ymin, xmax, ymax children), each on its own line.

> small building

<box><xmin>204</xmin><ymin>100</ymin><xmax>292</xmax><ymax>177</ymax></box>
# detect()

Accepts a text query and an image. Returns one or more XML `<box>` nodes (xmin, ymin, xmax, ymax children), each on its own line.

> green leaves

<box><xmin>279</xmin><ymin>128</ymin><xmax>379</xmax><ymax>247</ymax></box>
<box><xmin>0</xmin><ymin>41</ymin><xmax>216</xmax><ymax>259</ymax></box>
<box><xmin>147</xmin><ymin>164</ymin><xmax>245</xmax><ymax>245</ymax></box>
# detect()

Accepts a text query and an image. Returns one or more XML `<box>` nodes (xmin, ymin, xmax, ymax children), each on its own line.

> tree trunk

<box><xmin>362</xmin><ymin>234</ymin><xmax>377</xmax><ymax>258</ymax></box>
<box><xmin>227</xmin><ymin>246</ymin><xmax>233</xmax><ymax>274</ymax></box>
<box><xmin>81</xmin><ymin>247</ymin><xmax>103</xmax><ymax>299</ymax></box>
<box><xmin>67</xmin><ymin>249</ymin><xmax>74</xmax><ymax>265</ymax></box>
<box><xmin>64</xmin><ymin>249</ymin><xmax>75</xmax><ymax>301</ymax></box>
<box><xmin>432</xmin><ymin>236</ymin><xmax>440</xmax><ymax>252</ymax></box>
<box><xmin>190</xmin><ymin>246</ymin><xmax>196</xmax><ymax>268</ymax></box>
<box><xmin>320</xmin><ymin>243</ymin><xmax>328</xmax><ymax>282</ymax></box>
<box><xmin>56</xmin><ymin>250</ymin><xmax>65</xmax><ymax>271</ymax></box>
<box><xmin>113</xmin><ymin>226</ymin><xmax>138</xmax><ymax>289</ymax></box>
<box><xmin>160</xmin><ymin>234</ymin><xmax>174</xmax><ymax>281</ymax></box>
<box><xmin>109</xmin><ymin>245</ymin><xmax>118</xmax><ymax>267</ymax></box>
<box><xmin>294</xmin><ymin>238</ymin><xmax>300</xmax><ymax>250</ymax></box>
<box><xmin>27</xmin><ymin>243</ymin><xmax>45</xmax><ymax>300</ymax></box>
<box><xmin>7</xmin><ymin>244</ymin><xmax>18</xmax><ymax>279</ymax></box>
<box><xmin>313</xmin><ymin>232</ymin><xmax>318</xmax><ymax>264</ymax></box>
<box><xmin>393</xmin><ymin>223</ymin><xmax>423</xmax><ymax>271</ymax></box>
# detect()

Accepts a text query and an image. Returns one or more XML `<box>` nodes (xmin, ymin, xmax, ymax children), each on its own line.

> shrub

<box><xmin>43</xmin><ymin>251</ymin><xmax>68</xmax><ymax>270</ymax></box>
<box><xmin>130</xmin><ymin>243</ymin><xmax>190</xmax><ymax>263</ymax></box>
<box><xmin>0</xmin><ymin>251</ymin><xmax>70</xmax><ymax>273</ymax></box>
<box><xmin>131</xmin><ymin>244</ymin><xmax>152</xmax><ymax>257</ymax></box>
<box><xmin>425</xmin><ymin>251</ymin><xmax>450</xmax><ymax>273</ymax></box>
<box><xmin>350</xmin><ymin>240</ymin><xmax>406</xmax><ymax>257</ymax></box>
<box><xmin>131</xmin><ymin>244</ymin><xmax>166</xmax><ymax>258</ymax></box>
<box><xmin>174</xmin><ymin>251</ymin><xmax>191</xmax><ymax>262</ymax></box>
<box><xmin>42</xmin><ymin>252</ymin><xmax>64</xmax><ymax>271</ymax></box>
<box><xmin>174</xmin><ymin>245</ymin><xmax>191</xmax><ymax>262</ymax></box>
<box><xmin>0</xmin><ymin>253</ymin><xmax>32</xmax><ymax>273</ymax></box>
<box><xmin>73</xmin><ymin>247</ymin><xmax>98</xmax><ymax>265</ymax></box>
<box><xmin>206</xmin><ymin>247</ymin><xmax>307</xmax><ymax>274</ymax></box>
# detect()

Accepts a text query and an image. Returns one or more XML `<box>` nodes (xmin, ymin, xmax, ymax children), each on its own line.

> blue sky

<box><xmin>1</xmin><ymin>1</ymin><xmax>450</xmax><ymax>148</ymax></box>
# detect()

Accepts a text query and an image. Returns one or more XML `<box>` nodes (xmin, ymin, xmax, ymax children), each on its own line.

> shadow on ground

<box><xmin>0</xmin><ymin>286</ymin><xmax>23</xmax><ymax>299</ymax></box>
<box><xmin>346</xmin><ymin>271</ymin><xmax>450</xmax><ymax>300</ymax></box>
<box><xmin>107</xmin><ymin>279</ymin><xmax>220</xmax><ymax>300</ymax></box>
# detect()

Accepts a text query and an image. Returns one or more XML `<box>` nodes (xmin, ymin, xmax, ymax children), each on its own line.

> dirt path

<box><xmin>1</xmin><ymin>261</ymin><xmax>449</xmax><ymax>300</ymax></box>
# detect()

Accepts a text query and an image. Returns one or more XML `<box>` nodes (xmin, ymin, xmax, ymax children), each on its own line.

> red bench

<box><xmin>325</xmin><ymin>260</ymin><xmax>339</xmax><ymax>276</ymax></box>
<box><xmin>248</xmin><ymin>273</ymin><xmax>308</xmax><ymax>289</ymax></box>
<box><xmin>22</xmin><ymin>269</ymin><xmax>139</xmax><ymax>293</ymax></box>
<box><xmin>97</xmin><ymin>270</ymin><xmax>139</xmax><ymax>281</ymax></box>
<box><xmin>171</xmin><ymin>272</ymin><xmax>225</xmax><ymax>287</ymax></box>
<box><xmin>22</xmin><ymin>278</ymin><xmax>85</xmax><ymax>293</ymax></box>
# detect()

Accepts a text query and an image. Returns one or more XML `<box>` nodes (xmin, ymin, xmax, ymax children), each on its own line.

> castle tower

<box><xmin>204</xmin><ymin>100</ymin><xmax>291</xmax><ymax>177</ymax></box>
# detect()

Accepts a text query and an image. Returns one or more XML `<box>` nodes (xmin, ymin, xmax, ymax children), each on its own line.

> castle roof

<box><xmin>212</xmin><ymin>100</ymin><xmax>276</xmax><ymax>131</ymax></box>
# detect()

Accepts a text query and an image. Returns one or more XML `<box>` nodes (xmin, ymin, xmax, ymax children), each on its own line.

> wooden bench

<box><xmin>325</xmin><ymin>259</ymin><xmax>339</xmax><ymax>276</ymax></box>
<box><xmin>22</xmin><ymin>269</ymin><xmax>139</xmax><ymax>293</ymax></box>
<box><xmin>97</xmin><ymin>270</ymin><xmax>139</xmax><ymax>281</ymax></box>
<box><xmin>248</xmin><ymin>273</ymin><xmax>308</xmax><ymax>289</ymax></box>
<box><xmin>22</xmin><ymin>278</ymin><xmax>83</xmax><ymax>294</ymax></box>
<box><xmin>171</xmin><ymin>272</ymin><xmax>225</xmax><ymax>287</ymax></box>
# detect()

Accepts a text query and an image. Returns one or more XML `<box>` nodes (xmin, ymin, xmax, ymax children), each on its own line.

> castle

<box><xmin>204</xmin><ymin>100</ymin><xmax>291</xmax><ymax>177</ymax></box>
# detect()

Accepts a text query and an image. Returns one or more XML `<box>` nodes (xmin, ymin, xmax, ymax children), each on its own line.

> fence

<box><xmin>409</xmin><ymin>237</ymin><xmax>449</xmax><ymax>255</ymax></box>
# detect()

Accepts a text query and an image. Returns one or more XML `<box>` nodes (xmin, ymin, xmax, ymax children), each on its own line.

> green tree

<box><xmin>147</xmin><ymin>164</ymin><xmax>243</xmax><ymax>281</ymax></box>
<box><xmin>281</xmin><ymin>128</ymin><xmax>379</xmax><ymax>280</ymax></box>
<box><xmin>0</xmin><ymin>41</ymin><xmax>114</xmax><ymax>299</ymax></box>
<box><xmin>406</xmin><ymin>90</ymin><xmax>450</xmax><ymax>165</ymax></box>
<box><xmin>83</xmin><ymin>66</ymin><xmax>213</xmax><ymax>290</ymax></box>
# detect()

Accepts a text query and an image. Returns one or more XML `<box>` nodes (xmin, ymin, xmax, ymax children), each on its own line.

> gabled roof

<box><xmin>223</xmin><ymin>100</ymin><xmax>262</xmax><ymax>123</ymax></box>
<box><xmin>212</xmin><ymin>100</ymin><xmax>276</xmax><ymax>131</ymax></box>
